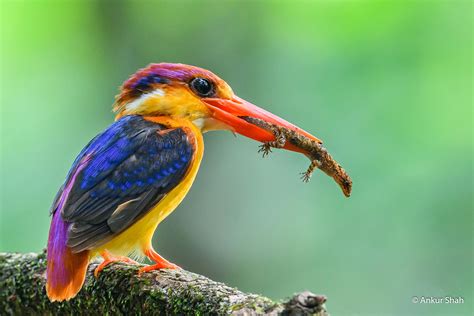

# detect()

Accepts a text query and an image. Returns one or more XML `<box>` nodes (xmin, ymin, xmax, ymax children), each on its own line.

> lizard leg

<box><xmin>258</xmin><ymin>125</ymin><xmax>287</xmax><ymax>157</ymax></box>
<box><xmin>301</xmin><ymin>159</ymin><xmax>322</xmax><ymax>183</ymax></box>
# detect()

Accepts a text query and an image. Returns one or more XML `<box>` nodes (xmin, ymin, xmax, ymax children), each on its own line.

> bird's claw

<box><xmin>138</xmin><ymin>248</ymin><xmax>180</xmax><ymax>277</ymax></box>
<box><xmin>94</xmin><ymin>251</ymin><xmax>138</xmax><ymax>278</ymax></box>
<box><xmin>137</xmin><ymin>262</ymin><xmax>180</xmax><ymax>277</ymax></box>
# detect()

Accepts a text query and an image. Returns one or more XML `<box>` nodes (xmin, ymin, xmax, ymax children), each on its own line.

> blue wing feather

<box><xmin>50</xmin><ymin>115</ymin><xmax>194</xmax><ymax>252</ymax></box>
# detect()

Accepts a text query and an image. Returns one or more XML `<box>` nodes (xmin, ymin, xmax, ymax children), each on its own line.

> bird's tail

<box><xmin>46</xmin><ymin>211</ymin><xmax>89</xmax><ymax>302</ymax></box>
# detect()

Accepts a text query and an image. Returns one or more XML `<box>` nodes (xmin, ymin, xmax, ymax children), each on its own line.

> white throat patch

<box><xmin>125</xmin><ymin>88</ymin><xmax>165</xmax><ymax>111</ymax></box>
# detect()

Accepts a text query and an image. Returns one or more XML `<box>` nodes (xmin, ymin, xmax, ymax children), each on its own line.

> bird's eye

<box><xmin>190</xmin><ymin>77</ymin><xmax>215</xmax><ymax>97</ymax></box>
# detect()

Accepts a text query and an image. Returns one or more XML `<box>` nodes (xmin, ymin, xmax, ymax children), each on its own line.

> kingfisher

<box><xmin>46</xmin><ymin>63</ymin><xmax>328</xmax><ymax>302</ymax></box>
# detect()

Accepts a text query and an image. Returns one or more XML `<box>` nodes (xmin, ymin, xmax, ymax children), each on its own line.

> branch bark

<box><xmin>0</xmin><ymin>252</ymin><xmax>328</xmax><ymax>315</ymax></box>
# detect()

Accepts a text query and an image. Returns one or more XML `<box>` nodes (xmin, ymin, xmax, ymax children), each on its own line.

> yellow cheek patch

<box><xmin>125</xmin><ymin>86</ymin><xmax>212</xmax><ymax>121</ymax></box>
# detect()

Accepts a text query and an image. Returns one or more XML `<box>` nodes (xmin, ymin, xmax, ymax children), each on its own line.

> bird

<box><xmin>46</xmin><ymin>63</ymin><xmax>323</xmax><ymax>302</ymax></box>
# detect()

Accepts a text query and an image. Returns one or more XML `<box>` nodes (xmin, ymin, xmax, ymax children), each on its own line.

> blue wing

<box><xmin>50</xmin><ymin>115</ymin><xmax>194</xmax><ymax>252</ymax></box>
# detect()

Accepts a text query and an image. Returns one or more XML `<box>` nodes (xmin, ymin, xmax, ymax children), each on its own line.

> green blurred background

<box><xmin>1</xmin><ymin>1</ymin><xmax>472</xmax><ymax>315</ymax></box>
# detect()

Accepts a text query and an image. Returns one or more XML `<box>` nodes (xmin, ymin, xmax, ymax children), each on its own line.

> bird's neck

<box><xmin>142</xmin><ymin>116</ymin><xmax>201</xmax><ymax>132</ymax></box>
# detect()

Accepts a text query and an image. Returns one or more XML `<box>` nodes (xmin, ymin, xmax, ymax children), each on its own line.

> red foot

<box><xmin>94</xmin><ymin>250</ymin><xmax>138</xmax><ymax>278</ymax></box>
<box><xmin>138</xmin><ymin>248</ymin><xmax>180</xmax><ymax>276</ymax></box>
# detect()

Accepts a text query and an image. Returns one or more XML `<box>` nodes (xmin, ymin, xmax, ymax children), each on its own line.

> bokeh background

<box><xmin>1</xmin><ymin>1</ymin><xmax>472</xmax><ymax>315</ymax></box>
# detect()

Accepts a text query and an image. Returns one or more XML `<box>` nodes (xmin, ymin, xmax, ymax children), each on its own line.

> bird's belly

<box><xmin>93</xmin><ymin>127</ymin><xmax>204</xmax><ymax>259</ymax></box>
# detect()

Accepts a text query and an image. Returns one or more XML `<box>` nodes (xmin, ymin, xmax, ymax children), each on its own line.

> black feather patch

<box><xmin>132</xmin><ymin>74</ymin><xmax>169</xmax><ymax>95</ymax></box>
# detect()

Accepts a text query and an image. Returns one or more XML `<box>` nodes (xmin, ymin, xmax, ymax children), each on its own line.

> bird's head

<box><xmin>114</xmin><ymin>63</ymin><xmax>321</xmax><ymax>153</ymax></box>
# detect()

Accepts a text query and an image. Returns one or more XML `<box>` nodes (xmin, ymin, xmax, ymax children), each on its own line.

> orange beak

<box><xmin>203</xmin><ymin>96</ymin><xmax>322</xmax><ymax>153</ymax></box>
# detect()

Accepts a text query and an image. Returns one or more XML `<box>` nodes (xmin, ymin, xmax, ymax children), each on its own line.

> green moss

<box><xmin>1</xmin><ymin>252</ymin><xmax>325</xmax><ymax>315</ymax></box>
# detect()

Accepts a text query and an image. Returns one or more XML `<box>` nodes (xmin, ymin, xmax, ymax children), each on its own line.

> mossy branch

<box><xmin>0</xmin><ymin>252</ymin><xmax>328</xmax><ymax>315</ymax></box>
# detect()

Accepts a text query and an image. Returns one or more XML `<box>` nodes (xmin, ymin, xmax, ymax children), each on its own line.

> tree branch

<box><xmin>0</xmin><ymin>252</ymin><xmax>328</xmax><ymax>315</ymax></box>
